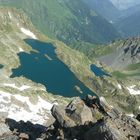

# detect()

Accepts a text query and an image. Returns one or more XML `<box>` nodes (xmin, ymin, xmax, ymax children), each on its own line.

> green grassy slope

<box><xmin>0</xmin><ymin>0</ymin><xmax>120</xmax><ymax>45</ymax></box>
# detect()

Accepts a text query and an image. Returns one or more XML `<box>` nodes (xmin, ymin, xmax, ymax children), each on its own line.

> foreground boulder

<box><xmin>66</xmin><ymin>97</ymin><xmax>94</xmax><ymax>125</ymax></box>
<box><xmin>51</xmin><ymin>105</ymin><xmax>76</xmax><ymax>128</ymax></box>
<box><xmin>84</xmin><ymin>121</ymin><xmax>127</xmax><ymax>140</ymax></box>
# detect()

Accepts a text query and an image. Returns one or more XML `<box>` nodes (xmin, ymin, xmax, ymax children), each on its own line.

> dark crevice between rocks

<box><xmin>46</xmin><ymin>120</ymin><xmax>115</xmax><ymax>140</ymax></box>
<box><xmin>0</xmin><ymin>64</ymin><xmax>4</xmax><ymax>69</ymax></box>
<box><xmin>5</xmin><ymin>118</ymin><xmax>47</xmax><ymax>140</ymax></box>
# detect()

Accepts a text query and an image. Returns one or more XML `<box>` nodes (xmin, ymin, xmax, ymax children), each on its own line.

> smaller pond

<box><xmin>90</xmin><ymin>64</ymin><xmax>111</xmax><ymax>77</ymax></box>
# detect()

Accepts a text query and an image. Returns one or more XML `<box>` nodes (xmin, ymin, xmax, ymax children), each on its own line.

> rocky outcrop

<box><xmin>0</xmin><ymin>95</ymin><xmax>140</xmax><ymax>140</ymax></box>
<box><xmin>123</xmin><ymin>38</ymin><xmax>140</xmax><ymax>56</ymax></box>
<box><xmin>66</xmin><ymin>97</ymin><xmax>94</xmax><ymax>125</ymax></box>
<box><xmin>98</xmin><ymin>37</ymin><xmax>140</xmax><ymax>70</ymax></box>
<box><xmin>51</xmin><ymin>105</ymin><xmax>76</xmax><ymax>128</ymax></box>
<box><xmin>47</xmin><ymin>95</ymin><xmax>140</xmax><ymax>140</ymax></box>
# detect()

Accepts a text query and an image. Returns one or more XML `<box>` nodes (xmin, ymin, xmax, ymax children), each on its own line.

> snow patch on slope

<box><xmin>20</xmin><ymin>27</ymin><xmax>37</xmax><ymax>39</ymax></box>
<box><xmin>8</xmin><ymin>12</ymin><xmax>12</xmax><ymax>19</ymax></box>
<box><xmin>118</xmin><ymin>84</ymin><xmax>122</xmax><ymax>89</ymax></box>
<box><xmin>127</xmin><ymin>114</ymin><xmax>134</xmax><ymax>118</ymax></box>
<box><xmin>0</xmin><ymin>90</ymin><xmax>54</xmax><ymax>124</ymax></box>
<box><xmin>4</xmin><ymin>83</ymin><xmax>30</xmax><ymax>91</ymax></box>
<box><xmin>127</xmin><ymin>85</ymin><xmax>140</xmax><ymax>95</ymax></box>
<box><xmin>19</xmin><ymin>47</ymin><xmax>24</xmax><ymax>52</ymax></box>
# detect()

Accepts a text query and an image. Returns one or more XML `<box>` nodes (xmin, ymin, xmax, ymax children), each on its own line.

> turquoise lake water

<box><xmin>11</xmin><ymin>39</ymin><xmax>96</xmax><ymax>98</ymax></box>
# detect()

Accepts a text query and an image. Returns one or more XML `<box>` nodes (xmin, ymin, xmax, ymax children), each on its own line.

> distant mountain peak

<box><xmin>110</xmin><ymin>0</ymin><xmax>140</xmax><ymax>10</ymax></box>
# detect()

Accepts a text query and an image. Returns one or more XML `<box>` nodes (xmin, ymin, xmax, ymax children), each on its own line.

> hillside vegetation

<box><xmin>0</xmin><ymin>0</ymin><xmax>120</xmax><ymax>45</ymax></box>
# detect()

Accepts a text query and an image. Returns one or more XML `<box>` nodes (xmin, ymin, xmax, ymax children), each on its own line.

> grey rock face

<box><xmin>48</xmin><ymin>95</ymin><xmax>140</xmax><ymax>140</ymax></box>
<box><xmin>0</xmin><ymin>123</ymin><xmax>11</xmax><ymax>136</ymax></box>
<box><xmin>84</xmin><ymin>121</ymin><xmax>127</xmax><ymax>140</ymax></box>
<box><xmin>98</xmin><ymin>37</ymin><xmax>140</xmax><ymax>70</ymax></box>
<box><xmin>66</xmin><ymin>97</ymin><xmax>93</xmax><ymax>125</ymax></box>
<box><xmin>0</xmin><ymin>120</ymin><xmax>11</xmax><ymax>137</ymax></box>
<box><xmin>51</xmin><ymin>105</ymin><xmax>76</xmax><ymax>128</ymax></box>
<box><xmin>51</xmin><ymin>97</ymin><xmax>93</xmax><ymax>128</ymax></box>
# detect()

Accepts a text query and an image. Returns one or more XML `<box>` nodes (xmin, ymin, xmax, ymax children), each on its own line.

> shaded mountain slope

<box><xmin>120</xmin><ymin>4</ymin><xmax>140</xmax><ymax>19</ymax></box>
<box><xmin>115</xmin><ymin>10</ymin><xmax>140</xmax><ymax>37</ymax></box>
<box><xmin>0</xmin><ymin>0</ymin><xmax>120</xmax><ymax>45</ymax></box>
<box><xmin>82</xmin><ymin>0</ymin><xmax>120</xmax><ymax>21</ymax></box>
<box><xmin>110</xmin><ymin>0</ymin><xmax>140</xmax><ymax>10</ymax></box>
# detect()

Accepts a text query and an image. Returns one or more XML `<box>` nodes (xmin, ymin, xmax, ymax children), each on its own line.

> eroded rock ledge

<box><xmin>0</xmin><ymin>95</ymin><xmax>140</xmax><ymax>140</ymax></box>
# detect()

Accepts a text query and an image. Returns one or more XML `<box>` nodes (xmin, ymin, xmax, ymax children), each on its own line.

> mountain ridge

<box><xmin>82</xmin><ymin>0</ymin><xmax>120</xmax><ymax>21</ymax></box>
<box><xmin>110</xmin><ymin>0</ymin><xmax>140</xmax><ymax>10</ymax></box>
<box><xmin>115</xmin><ymin>10</ymin><xmax>140</xmax><ymax>38</ymax></box>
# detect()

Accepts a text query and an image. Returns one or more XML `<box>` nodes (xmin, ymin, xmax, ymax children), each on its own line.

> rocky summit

<box><xmin>0</xmin><ymin>95</ymin><xmax>140</xmax><ymax>140</ymax></box>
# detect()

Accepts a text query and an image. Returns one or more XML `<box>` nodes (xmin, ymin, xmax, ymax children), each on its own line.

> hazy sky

<box><xmin>110</xmin><ymin>0</ymin><xmax>140</xmax><ymax>10</ymax></box>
